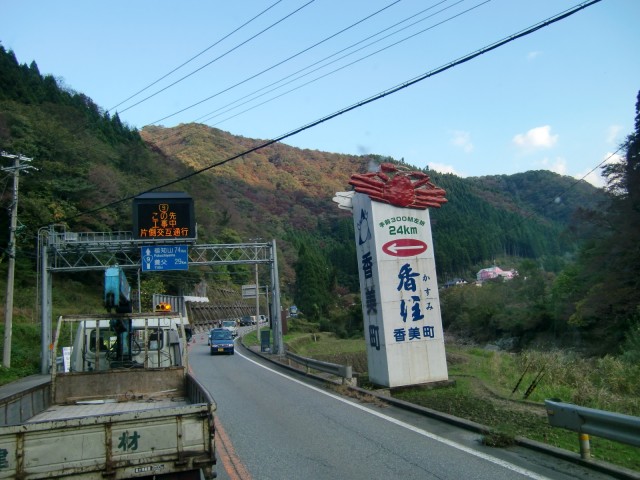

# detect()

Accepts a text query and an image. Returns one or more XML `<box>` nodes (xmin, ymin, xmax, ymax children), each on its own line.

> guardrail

<box><xmin>545</xmin><ymin>399</ymin><xmax>640</xmax><ymax>460</ymax></box>
<box><xmin>285</xmin><ymin>351</ymin><xmax>354</xmax><ymax>386</ymax></box>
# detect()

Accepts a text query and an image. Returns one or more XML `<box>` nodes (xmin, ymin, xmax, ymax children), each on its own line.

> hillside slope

<box><xmin>141</xmin><ymin>123</ymin><xmax>604</xmax><ymax>280</ymax></box>
<box><xmin>0</xmin><ymin>45</ymin><xmax>606</xmax><ymax>294</ymax></box>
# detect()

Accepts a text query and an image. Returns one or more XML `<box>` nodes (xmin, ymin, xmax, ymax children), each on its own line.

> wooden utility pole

<box><xmin>1</xmin><ymin>151</ymin><xmax>35</xmax><ymax>368</ymax></box>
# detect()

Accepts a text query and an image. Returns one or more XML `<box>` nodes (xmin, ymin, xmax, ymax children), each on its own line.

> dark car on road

<box><xmin>209</xmin><ymin>328</ymin><xmax>235</xmax><ymax>355</ymax></box>
<box><xmin>239</xmin><ymin>316</ymin><xmax>253</xmax><ymax>326</ymax></box>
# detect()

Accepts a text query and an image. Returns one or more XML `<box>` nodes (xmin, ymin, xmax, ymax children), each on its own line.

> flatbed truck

<box><xmin>0</xmin><ymin>312</ymin><xmax>216</xmax><ymax>479</ymax></box>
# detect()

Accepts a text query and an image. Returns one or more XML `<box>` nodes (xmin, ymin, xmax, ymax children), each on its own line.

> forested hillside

<box><xmin>141</xmin><ymin>122</ymin><xmax>600</xmax><ymax>280</ymax></box>
<box><xmin>2</xmin><ymin>45</ymin><xmax>638</xmax><ymax>358</ymax></box>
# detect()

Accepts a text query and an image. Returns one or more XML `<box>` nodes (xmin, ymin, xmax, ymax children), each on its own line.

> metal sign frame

<box><xmin>37</xmin><ymin>225</ymin><xmax>283</xmax><ymax>373</ymax></box>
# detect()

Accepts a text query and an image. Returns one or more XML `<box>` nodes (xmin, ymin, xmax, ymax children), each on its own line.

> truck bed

<box><xmin>0</xmin><ymin>368</ymin><xmax>216</xmax><ymax>479</ymax></box>
<box><xmin>28</xmin><ymin>397</ymin><xmax>190</xmax><ymax>422</ymax></box>
<box><xmin>0</xmin><ymin>399</ymin><xmax>214</xmax><ymax>480</ymax></box>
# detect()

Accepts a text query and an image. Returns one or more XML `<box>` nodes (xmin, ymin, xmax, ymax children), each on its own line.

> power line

<box><xmin>195</xmin><ymin>0</ymin><xmax>465</xmax><ymax>124</ymax></box>
<box><xmin>428</xmin><ymin>147</ymin><xmax>620</xmax><ymax>274</ymax></box>
<box><xmin>118</xmin><ymin>0</ymin><xmax>317</xmax><ymax>115</ymax></box>
<box><xmin>108</xmin><ymin>0</ymin><xmax>285</xmax><ymax>113</ymax></box>
<box><xmin>45</xmin><ymin>0</ymin><xmax>602</xmax><ymax>227</ymax></box>
<box><xmin>204</xmin><ymin>0</ymin><xmax>488</xmax><ymax>126</ymax></box>
<box><xmin>144</xmin><ymin>0</ymin><xmax>405</xmax><ymax>126</ymax></box>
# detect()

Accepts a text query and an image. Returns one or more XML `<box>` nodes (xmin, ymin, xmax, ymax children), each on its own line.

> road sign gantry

<box><xmin>43</xmin><ymin>229</ymin><xmax>272</xmax><ymax>272</ymax></box>
<box><xmin>37</xmin><ymin>227</ymin><xmax>282</xmax><ymax>372</ymax></box>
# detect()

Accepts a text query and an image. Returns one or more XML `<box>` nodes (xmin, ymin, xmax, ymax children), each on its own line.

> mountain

<box><xmin>1</xmin><ymin>45</ymin><xmax>614</xmax><ymax>347</ymax></box>
<box><xmin>140</xmin><ymin>123</ymin><xmax>604</xmax><ymax>280</ymax></box>
<box><xmin>141</xmin><ymin>123</ymin><xmax>368</xmax><ymax>240</ymax></box>
<box><xmin>0</xmin><ymin>45</ymin><xmax>605</xmax><ymax>287</ymax></box>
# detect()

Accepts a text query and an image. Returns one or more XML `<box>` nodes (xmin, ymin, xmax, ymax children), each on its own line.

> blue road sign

<box><xmin>141</xmin><ymin>245</ymin><xmax>189</xmax><ymax>271</ymax></box>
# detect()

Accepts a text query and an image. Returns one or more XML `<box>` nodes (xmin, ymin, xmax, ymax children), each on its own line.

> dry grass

<box><xmin>329</xmin><ymin>384</ymin><xmax>388</xmax><ymax>408</ymax></box>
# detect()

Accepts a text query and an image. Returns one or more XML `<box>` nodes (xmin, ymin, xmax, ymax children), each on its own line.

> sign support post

<box><xmin>255</xmin><ymin>263</ymin><xmax>260</xmax><ymax>347</ymax></box>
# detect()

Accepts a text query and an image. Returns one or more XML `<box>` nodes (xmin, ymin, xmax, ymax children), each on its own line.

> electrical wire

<box><xmin>118</xmin><ymin>0</ymin><xmax>317</xmax><ymax>115</ymax></box>
<box><xmin>36</xmin><ymin>0</ymin><xmax>602</xmax><ymax>228</ymax></box>
<box><xmin>430</xmin><ymin>146</ymin><xmax>621</xmax><ymax>279</ymax></box>
<box><xmin>108</xmin><ymin>0</ymin><xmax>285</xmax><ymax>113</ymax></box>
<box><xmin>194</xmin><ymin>0</ymin><xmax>463</xmax><ymax>124</ymax></box>
<box><xmin>495</xmin><ymin>146</ymin><xmax>623</xmax><ymax>236</ymax></box>
<box><xmin>205</xmin><ymin>1</ymin><xmax>487</xmax><ymax>126</ymax></box>
<box><xmin>145</xmin><ymin>0</ymin><xmax>404</xmax><ymax>126</ymax></box>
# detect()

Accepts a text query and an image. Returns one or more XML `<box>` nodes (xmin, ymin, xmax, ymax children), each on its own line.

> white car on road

<box><xmin>221</xmin><ymin>320</ymin><xmax>238</xmax><ymax>338</ymax></box>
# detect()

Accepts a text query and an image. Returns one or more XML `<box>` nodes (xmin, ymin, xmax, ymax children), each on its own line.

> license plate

<box><xmin>217</xmin><ymin>348</ymin><xmax>224</xmax><ymax>352</ymax></box>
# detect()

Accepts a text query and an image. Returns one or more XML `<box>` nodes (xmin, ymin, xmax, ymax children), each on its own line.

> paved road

<box><xmin>189</xmin><ymin>336</ymin><xmax>620</xmax><ymax>480</ymax></box>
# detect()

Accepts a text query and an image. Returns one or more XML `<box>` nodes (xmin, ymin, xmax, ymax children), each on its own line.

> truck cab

<box><xmin>66</xmin><ymin>313</ymin><xmax>189</xmax><ymax>373</ymax></box>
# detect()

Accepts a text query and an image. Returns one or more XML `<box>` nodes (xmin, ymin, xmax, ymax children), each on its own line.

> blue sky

<box><xmin>2</xmin><ymin>0</ymin><xmax>639</xmax><ymax>187</ymax></box>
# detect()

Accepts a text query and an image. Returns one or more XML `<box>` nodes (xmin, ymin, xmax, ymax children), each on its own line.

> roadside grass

<box><xmin>0</xmin><ymin>277</ymin><xmax>109</xmax><ymax>386</ymax></box>
<box><xmin>242</xmin><ymin>330</ymin><xmax>259</xmax><ymax>344</ymax></box>
<box><xmin>275</xmin><ymin>331</ymin><xmax>640</xmax><ymax>472</ymax></box>
<box><xmin>285</xmin><ymin>332</ymin><xmax>365</xmax><ymax>355</ymax></box>
<box><xmin>0</xmin><ymin>323</ymin><xmax>41</xmax><ymax>385</ymax></box>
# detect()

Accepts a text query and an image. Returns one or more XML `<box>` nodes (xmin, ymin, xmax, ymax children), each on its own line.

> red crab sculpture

<box><xmin>349</xmin><ymin>163</ymin><xmax>447</xmax><ymax>209</ymax></box>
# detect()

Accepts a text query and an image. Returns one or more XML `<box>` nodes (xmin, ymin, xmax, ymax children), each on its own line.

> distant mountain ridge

<box><xmin>0</xmin><ymin>45</ymin><xmax>606</xmax><ymax>289</ymax></box>
<box><xmin>141</xmin><ymin>123</ymin><xmax>604</xmax><ymax>278</ymax></box>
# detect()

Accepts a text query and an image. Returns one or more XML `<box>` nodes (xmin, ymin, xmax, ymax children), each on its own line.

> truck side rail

<box><xmin>186</xmin><ymin>372</ymin><xmax>215</xmax><ymax>406</ymax></box>
<box><xmin>0</xmin><ymin>376</ymin><xmax>51</xmax><ymax>426</ymax></box>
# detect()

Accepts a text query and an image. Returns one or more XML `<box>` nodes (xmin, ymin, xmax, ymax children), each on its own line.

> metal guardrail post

<box><xmin>545</xmin><ymin>399</ymin><xmax>640</xmax><ymax>455</ymax></box>
<box><xmin>579</xmin><ymin>433</ymin><xmax>591</xmax><ymax>460</ymax></box>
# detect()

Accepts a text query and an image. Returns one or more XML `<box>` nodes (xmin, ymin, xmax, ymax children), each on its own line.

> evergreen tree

<box><xmin>294</xmin><ymin>243</ymin><xmax>331</xmax><ymax>320</ymax></box>
<box><xmin>564</xmin><ymin>91</ymin><xmax>640</xmax><ymax>352</ymax></box>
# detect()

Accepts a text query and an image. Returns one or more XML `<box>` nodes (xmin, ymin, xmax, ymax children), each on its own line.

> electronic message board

<box><xmin>133</xmin><ymin>192</ymin><xmax>195</xmax><ymax>240</ymax></box>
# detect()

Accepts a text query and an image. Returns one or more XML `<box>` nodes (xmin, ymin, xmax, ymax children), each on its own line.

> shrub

<box><xmin>621</xmin><ymin>318</ymin><xmax>640</xmax><ymax>364</ymax></box>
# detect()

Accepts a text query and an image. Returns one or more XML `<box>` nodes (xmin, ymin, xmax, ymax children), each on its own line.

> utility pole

<box><xmin>1</xmin><ymin>151</ymin><xmax>35</xmax><ymax>368</ymax></box>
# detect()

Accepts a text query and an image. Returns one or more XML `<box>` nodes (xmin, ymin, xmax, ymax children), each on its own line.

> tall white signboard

<box><xmin>339</xmin><ymin>163</ymin><xmax>449</xmax><ymax>388</ymax></box>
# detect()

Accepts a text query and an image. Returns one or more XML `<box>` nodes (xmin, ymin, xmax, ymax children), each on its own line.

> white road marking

<box><xmin>237</xmin><ymin>349</ymin><xmax>551</xmax><ymax>480</ymax></box>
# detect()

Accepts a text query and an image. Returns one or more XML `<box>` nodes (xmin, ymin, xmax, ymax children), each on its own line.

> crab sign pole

<box><xmin>334</xmin><ymin>163</ymin><xmax>448</xmax><ymax>388</ymax></box>
<box><xmin>2</xmin><ymin>151</ymin><xmax>36</xmax><ymax>368</ymax></box>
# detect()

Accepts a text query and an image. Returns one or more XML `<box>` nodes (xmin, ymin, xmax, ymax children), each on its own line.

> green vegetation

<box><xmin>3</xmin><ymin>45</ymin><xmax>637</xmax><ymax>355</ymax></box>
<box><xmin>0</xmin><ymin>275</ymin><xmax>106</xmax><ymax>384</ymax></box>
<box><xmin>0</xmin><ymin>322</ymin><xmax>41</xmax><ymax>384</ymax></box>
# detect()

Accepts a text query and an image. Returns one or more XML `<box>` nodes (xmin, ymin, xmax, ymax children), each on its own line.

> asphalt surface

<box><xmin>189</xmin><ymin>333</ymin><xmax>637</xmax><ymax>480</ymax></box>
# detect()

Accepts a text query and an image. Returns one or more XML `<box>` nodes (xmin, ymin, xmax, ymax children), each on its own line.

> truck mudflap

<box><xmin>0</xmin><ymin>403</ymin><xmax>216</xmax><ymax>479</ymax></box>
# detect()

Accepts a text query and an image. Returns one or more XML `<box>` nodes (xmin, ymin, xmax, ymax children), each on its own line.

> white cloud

<box><xmin>539</xmin><ymin>156</ymin><xmax>567</xmax><ymax>175</ymax></box>
<box><xmin>512</xmin><ymin>125</ymin><xmax>558</xmax><ymax>151</ymax></box>
<box><xmin>580</xmin><ymin>170</ymin><xmax>606</xmax><ymax>188</ymax></box>
<box><xmin>428</xmin><ymin>162</ymin><xmax>465</xmax><ymax>177</ymax></box>
<box><xmin>574</xmin><ymin>152</ymin><xmax>622</xmax><ymax>188</ymax></box>
<box><xmin>606</xmin><ymin>125</ymin><xmax>623</xmax><ymax>144</ymax></box>
<box><xmin>450</xmin><ymin>130</ymin><xmax>473</xmax><ymax>153</ymax></box>
<box><xmin>604</xmin><ymin>151</ymin><xmax>623</xmax><ymax>166</ymax></box>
